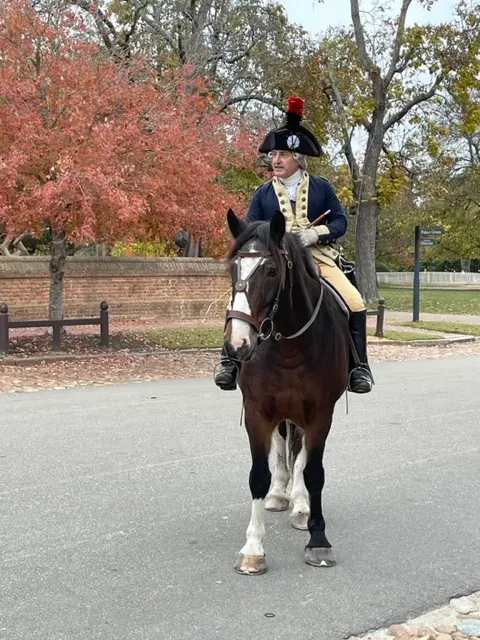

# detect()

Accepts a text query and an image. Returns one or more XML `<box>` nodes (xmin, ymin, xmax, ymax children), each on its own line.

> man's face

<box><xmin>270</xmin><ymin>150</ymin><xmax>299</xmax><ymax>179</ymax></box>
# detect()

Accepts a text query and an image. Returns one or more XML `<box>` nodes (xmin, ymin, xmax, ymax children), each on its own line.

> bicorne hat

<box><xmin>258</xmin><ymin>96</ymin><xmax>322</xmax><ymax>157</ymax></box>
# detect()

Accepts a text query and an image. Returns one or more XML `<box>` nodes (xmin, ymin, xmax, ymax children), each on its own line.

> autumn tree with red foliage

<box><xmin>0</xmin><ymin>0</ymin><xmax>255</xmax><ymax>318</ymax></box>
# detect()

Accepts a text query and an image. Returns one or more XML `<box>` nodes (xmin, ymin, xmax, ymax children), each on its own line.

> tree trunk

<box><xmin>354</xmin><ymin>127</ymin><xmax>384</xmax><ymax>302</ymax></box>
<box><xmin>355</xmin><ymin>199</ymin><xmax>379</xmax><ymax>302</ymax></box>
<box><xmin>49</xmin><ymin>229</ymin><xmax>67</xmax><ymax>320</ymax></box>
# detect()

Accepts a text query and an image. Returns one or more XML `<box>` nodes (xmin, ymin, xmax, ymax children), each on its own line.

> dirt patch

<box><xmin>3</xmin><ymin>331</ymin><xmax>162</xmax><ymax>359</ymax></box>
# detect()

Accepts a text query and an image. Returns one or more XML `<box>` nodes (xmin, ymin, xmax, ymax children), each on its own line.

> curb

<box><xmin>373</xmin><ymin>335</ymin><xmax>477</xmax><ymax>347</ymax></box>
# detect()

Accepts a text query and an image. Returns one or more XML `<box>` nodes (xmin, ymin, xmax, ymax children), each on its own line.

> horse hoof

<box><xmin>233</xmin><ymin>554</ymin><xmax>267</xmax><ymax>576</ymax></box>
<box><xmin>290</xmin><ymin>511</ymin><xmax>309</xmax><ymax>531</ymax></box>
<box><xmin>265</xmin><ymin>495</ymin><xmax>289</xmax><ymax>512</ymax></box>
<box><xmin>304</xmin><ymin>547</ymin><xmax>336</xmax><ymax>568</ymax></box>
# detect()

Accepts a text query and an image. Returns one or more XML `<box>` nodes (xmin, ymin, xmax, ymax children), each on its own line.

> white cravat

<box><xmin>279</xmin><ymin>169</ymin><xmax>302</xmax><ymax>202</ymax></box>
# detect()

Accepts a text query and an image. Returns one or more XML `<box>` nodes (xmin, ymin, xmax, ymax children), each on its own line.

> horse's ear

<box><xmin>270</xmin><ymin>210</ymin><xmax>286</xmax><ymax>246</ymax></box>
<box><xmin>227</xmin><ymin>208</ymin><xmax>247</xmax><ymax>239</ymax></box>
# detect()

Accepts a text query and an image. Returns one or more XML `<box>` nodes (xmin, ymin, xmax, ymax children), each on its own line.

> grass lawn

<box><xmin>400</xmin><ymin>321</ymin><xmax>480</xmax><ymax>336</ymax></box>
<box><xmin>145</xmin><ymin>325</ymin><xmax>441</xmax><ymax>350</ymax></box>
<box><xmin>145</xmin><ymin>326</ymin><xmax>224</xmax><ymax>349</ymax></box>
<box><xmin>375</xmin><ymin>287</ymin><xmax>480</xmax><ymax>315</ymax></box>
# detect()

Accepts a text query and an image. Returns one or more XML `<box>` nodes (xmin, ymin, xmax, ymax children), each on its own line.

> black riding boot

<box><xmin>214</xmin><ymin>347</ymin><xmax>239</xmax><ymax>391</ymax></box>
<box><xmin>348</xmin><ymin>310</ymin><xmax>373</xmax><ymax>394</ymax></box>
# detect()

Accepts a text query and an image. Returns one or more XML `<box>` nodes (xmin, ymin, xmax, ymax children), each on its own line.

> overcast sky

<box><xmin>280</xmin><ymin>0</ymin><xmax>459</xmax><ymax>34</ymax></box>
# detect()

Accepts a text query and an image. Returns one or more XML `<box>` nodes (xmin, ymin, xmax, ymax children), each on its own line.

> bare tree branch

<box><xmin>381</xmin><ymin>142</ymin><xmax>418</xmax><ymax>178</ymax></box>
<box><xmin>124</xmin><ymin>0</ymin><xmax>150</xmax><ymax>45</ymax></box>
<box><xmin>73</xmin><ymin>0</ymin><xmax>117</xmax><ymax>50</ymax></box>
<box><xmin>385</xmin><ymin>0</ymin><xmax>413</xmax><ymax>86</ymax></box>
<box><xmin>323</xmin><ymin>51</ymin><xmax>361</xmax><ymax>184</ymax></box>
<box><xmin>208</xmin><ymin>41</ymin><xmax>257</xmax><ymax>65</ymax></box>
<box><xmin>188</xmin><ymin>0</ymin><xmax>215</xmax><ymax>58</ymax></box>
<box><xmin>383</xmin><ymin>76</ymin><xmax>445</xmax><ymax>132</ymax></box>
<box><xmin>141</xmin><ymin>14</ymin><xmax>178</xmax><ymax>51</ymax></box>
<box><xmin>219</xmin><ymin>93</ymin><xmax>282</xmax><ymax>112</ymax></box>
<box><xmin>350</xmin><ymin>0</ymin><xmax>375</xmax><ymax>73</ymax></box>
<box><xmin>391</xmin><ymin>56</ymin><xmax>412</xmax><ymax>77</ymax></box>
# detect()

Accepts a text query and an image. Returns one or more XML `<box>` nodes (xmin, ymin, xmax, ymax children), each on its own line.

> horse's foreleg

<box><xmin>303</xmin><ymin>409</ymin><xmax>336</xmax><ymax>568</ymax></box>
<box><xmin>234</xmin><ymin>413</ymin><xmax>273</xmax><ymax>576</ymax></box>
<box><xmin>265</xmin><ymin>422</ymin><xmax>289</xmax><ymax>512</ymax></box>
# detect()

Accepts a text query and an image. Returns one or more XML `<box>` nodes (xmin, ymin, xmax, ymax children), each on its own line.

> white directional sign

<box><xmin>420</xmin><ymin>227</ymin><xmax>444</xmax><ymax>236</ymax></box>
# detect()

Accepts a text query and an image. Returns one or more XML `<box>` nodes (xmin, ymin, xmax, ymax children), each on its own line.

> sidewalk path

<box><xmin>385</xmin><ymin>311</ymin><xmax>480</xmax><ymax>325</ymax></box>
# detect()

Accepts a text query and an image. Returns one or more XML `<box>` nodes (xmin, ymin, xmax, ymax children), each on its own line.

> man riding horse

<box><xmin>215</xmin><ymin>96</ymin><xmax>373</xmax><ymax>394</ymax></box>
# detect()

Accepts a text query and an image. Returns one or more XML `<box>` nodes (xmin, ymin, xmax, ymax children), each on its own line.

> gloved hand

<box><xmin>295</xmin><ymin>225</ymin><xmax>330</xmax><ymax>248</ymax></box>
<box><xmin>295</xmin><ymin>228</ymin><xmax>319</xmax><ymax>248</ymax></box>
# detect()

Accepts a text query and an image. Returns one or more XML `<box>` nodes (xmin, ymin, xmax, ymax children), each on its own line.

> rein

<box><xmin>226</xmin><ymin>245</ymin><xmax>324</xmax><ymax>342</ymax></box>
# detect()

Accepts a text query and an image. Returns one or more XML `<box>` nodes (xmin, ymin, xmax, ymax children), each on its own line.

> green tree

<box><xmin>314</xmin><ymin>0</ymin><xmax>478</xmax><ymax>300</ymax></box>
<box><xmin>406</xmin><ymin>1</ymin><xmax>480</xmax><ymax>265</ymax></box>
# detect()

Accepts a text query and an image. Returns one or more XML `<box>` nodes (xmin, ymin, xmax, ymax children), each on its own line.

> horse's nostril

<box><xmin>232</xmin><ymin>337</ymin><xmax>247</xmax><ymax>350</ymax></box>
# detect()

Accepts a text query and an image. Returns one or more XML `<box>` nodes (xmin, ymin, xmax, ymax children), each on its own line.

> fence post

<box><xmin>100</xmin><ymin>301</ymin><xmax>109</xmax><ymax>348</ymax></box>
<box><xmin>0</xmin><ymin>303</ymin><xmax>9</xmax><ymax>355</ymax></box>
<box><xmin>375</xmin><ymin>298</ymin><xmax>385</xmax><ymax>338</ymax></box>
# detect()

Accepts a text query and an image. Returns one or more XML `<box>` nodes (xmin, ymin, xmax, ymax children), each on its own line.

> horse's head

<box><xmin>224</xmin><ymin>208</ymin><xmax>288</xmax><ymax>362</ymax></box>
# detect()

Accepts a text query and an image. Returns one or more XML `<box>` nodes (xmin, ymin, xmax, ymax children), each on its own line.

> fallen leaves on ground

<box><xmin>1</xmin><ymin>341</ymin><xmax>480</xmax><ymax>394</ymax></box>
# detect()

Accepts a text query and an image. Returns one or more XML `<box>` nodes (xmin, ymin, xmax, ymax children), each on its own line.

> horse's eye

<box><xmin>266</xmin><ymin>268</ymin><xmax>278</xmax><ymax>278</ymax></box>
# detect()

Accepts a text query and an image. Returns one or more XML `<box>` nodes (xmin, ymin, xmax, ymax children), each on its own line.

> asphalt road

<box><xmin>1</xmin><ymin>356</ymin><xmax>480</xmax><ymax>640</ymax></box>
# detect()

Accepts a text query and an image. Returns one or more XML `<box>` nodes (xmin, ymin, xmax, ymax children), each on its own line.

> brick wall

<box><xmin>0</xmin><ymin>257</ymin><xmax>231</xmax><ymax>322</ymax></box>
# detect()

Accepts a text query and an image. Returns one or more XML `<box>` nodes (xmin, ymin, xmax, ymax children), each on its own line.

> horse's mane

<box><xmin>228</xmin><ymin>222</ymin><xmax>319</xmax><ymax>281</ymax></box>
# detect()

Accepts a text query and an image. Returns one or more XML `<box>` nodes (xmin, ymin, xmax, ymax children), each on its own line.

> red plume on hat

<box><xmin>286</xmin><ymin>96</ymin><xmax>305</xmax><ymax>133</ymax></box>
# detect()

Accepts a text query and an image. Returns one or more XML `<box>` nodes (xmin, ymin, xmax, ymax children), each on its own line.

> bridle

<box><xmin>226</xmin><ymin>246</ymin><xmax>324</xmax><ymax>342</ymax></box>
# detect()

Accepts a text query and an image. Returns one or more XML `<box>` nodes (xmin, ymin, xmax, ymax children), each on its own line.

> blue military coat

<box><xmin>245</xmin><ymin>174</ymin><xmax>347</xmax><ymax>245</ymax></box>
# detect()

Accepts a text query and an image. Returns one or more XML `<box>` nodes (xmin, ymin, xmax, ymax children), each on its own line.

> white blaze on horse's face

<box><xmin>230</xmin><ymin>242</ymin><xmax>265</xmax><ymax>351</ymax></box>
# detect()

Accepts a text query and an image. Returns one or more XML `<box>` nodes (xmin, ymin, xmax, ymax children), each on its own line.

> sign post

<box><xmin>413</xmin><ymin>226</ymin><xmax>421</xmax><ymax>321</ymax></box>
<box><xmin>413</xmin><ymin>226</ymin><xmax>444</xmax><ymax>321</ymax></box>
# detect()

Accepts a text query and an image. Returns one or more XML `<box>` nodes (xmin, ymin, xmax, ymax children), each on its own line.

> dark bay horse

<box><xmin>224</xmin><ymin>208</ymin><xmax>350</xmax><ymax>575</ymax></box>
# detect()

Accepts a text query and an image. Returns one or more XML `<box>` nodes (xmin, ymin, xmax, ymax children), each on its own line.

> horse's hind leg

<box><xmin>303</xmin><ymin>408</ymin><xmax>336</xmax><ymax>568</ymax></box>
<box><xmin>265</xmin><ymin>422</ymin><xmax>289</xmax><ymax>512</ymax></box>
<box><xmin>234</xmin><ymin>410</ymin><xmax>274</xmax><ymax>576</ymax></box>
<box><xmin>288</xmin><ymin>425</ymin><xmax>310</xmax><ymax>531</ymax></box>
